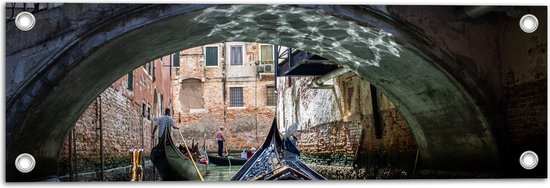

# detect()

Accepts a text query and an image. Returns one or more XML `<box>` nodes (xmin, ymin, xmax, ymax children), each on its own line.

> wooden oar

<box><xmin>177</xmin><ymin>129</ymin><xmax>204</xmax><ymax>181</ymax></box>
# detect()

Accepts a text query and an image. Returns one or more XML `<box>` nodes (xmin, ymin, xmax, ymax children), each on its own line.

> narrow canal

<box><xmin>203</xmin><ymin>165</ymin><xmax>242</xmax><ymax>181</ymax></box>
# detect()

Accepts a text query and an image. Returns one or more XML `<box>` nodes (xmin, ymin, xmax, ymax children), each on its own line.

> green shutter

<box><xmin>127</xmin><ymin>71</ymin><xmax>133</xmax><ymax>91</ymax></box>
<box><xmin>205</xmin><ymin>47</ymin><xmax>218</xmax><ymax>66</ymax></box>
<box><xmin>172</xmin><ymin>53</ymin><xmax>180</xmax><ymax>67</ymax></box>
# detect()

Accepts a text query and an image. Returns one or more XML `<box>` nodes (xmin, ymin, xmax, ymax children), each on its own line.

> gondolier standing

<box><xmin>151</xmin><ymin>108</ymin><xmax>180</xmax><ymax>142</ymax></box>
<box><xmin>216</xmin><ymin>126</ymin><xmax>225</xmax><ymax>157</ymax></box>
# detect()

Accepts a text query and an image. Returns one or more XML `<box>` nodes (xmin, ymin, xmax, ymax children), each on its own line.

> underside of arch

<box><xmin>5</xmin><ymin>4</ymin><xmax>499</xmax><ymax>181</ymax></box>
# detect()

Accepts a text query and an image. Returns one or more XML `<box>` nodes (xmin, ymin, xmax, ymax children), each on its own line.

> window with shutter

<box><xmin>260</xmin><ymin>45</ymin><xmax>274</xmax><ymax>65</ymax></box>
<box><xmin>127</xmin><ymin>70</ymin><xmax>133</xmax><ymax>91</ymax></box>
<box><xmin>172</xmin><ymin>52</ymin><xmax>180</xmax><ymax>67</ymax></box>
<box><xmin>205</xmin><ymin>46</ymin><xmax>218</xmax><ymax>66</ymax></box>
<box><xmin>230</xmin><ymin>45</ymin><xmax>243</xmax><ymax>65</ymax></box>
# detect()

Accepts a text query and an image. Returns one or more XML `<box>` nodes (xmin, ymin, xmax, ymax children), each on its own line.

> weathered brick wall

<box><xmin>277</xmin><ymin>77</ymin><xmax>342</xmax><ymax>130</ymax></box>
<box><xmin>278</xmin><ymin>74</ymin><xmax>418</xmax><ymax>179</ymax></box>
<box><xmin>174</xmin><ymin>107</ymin><xmax>275</xmax><ymax>152</ymax></box>
<box><xmin>297</xmin><ymin>110</ymin><xmax>417</xmax><ymax>168</ymax></box>
<box><xmin>297</xmin><ymin>121</ymin><xmax>362</xmax><ymax>166</ymax></box>
<box><xmin>171</xmin><ymin>42</ymin><xmax>277</xmax><ymax>152</ymax></box>
<box><xmin>359</xmin><ymin>109</ymin><xmax>417</xmax><ymax>167</ymax></box>
<box><xmin>58</xmin><ymin>87</ymin><xmax>154</xmax><ymax>180</ymax></box>
<box><xmin>57</xmin><ymin>54</ymin><xmax>172</xmax><ymax>181</ymax></box>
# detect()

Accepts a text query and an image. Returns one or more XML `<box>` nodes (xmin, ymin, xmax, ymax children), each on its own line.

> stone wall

<box><xmin>277</xmin><ymin>74</ymin><xmax>418</xmax><ymax>179</ymax></box>
<box><xmin>297</xmin><ymin>121</ymin><xmax>362</xmax><ymax>166</ymax></box>
<box><xmin>174</xmin><ymin>107</ymin><xmax>275</xmax><ymax>152</ymax></box>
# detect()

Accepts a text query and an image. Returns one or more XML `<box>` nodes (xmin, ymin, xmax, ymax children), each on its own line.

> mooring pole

<box><xmin>413</xmin><ymin>149</ymin><xmax>420</xmax><ymax>177</ymax></box>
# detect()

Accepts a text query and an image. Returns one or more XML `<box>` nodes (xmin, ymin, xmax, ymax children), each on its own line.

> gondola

<box><xmin>151</xmin><ymin>126</ymin><xmax>207</xmax><ymax>181</ymax></box>
<box><xmin>207</xmin><ymin>154</ymin><xmax>248</xmax><ymax>166</ymax></box>
<box><xmin>230</xmin><ymin>119</ymin><xmax>326</xmax><ymax>180</ymax></box>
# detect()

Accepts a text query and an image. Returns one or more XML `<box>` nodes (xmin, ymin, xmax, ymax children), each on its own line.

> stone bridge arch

<box><xmin>6</xmin><ymin>4</ymin><xmax>499</xmax><ymax>181</ymax></box>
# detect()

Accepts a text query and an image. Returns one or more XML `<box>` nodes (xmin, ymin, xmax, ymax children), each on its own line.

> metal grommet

<box><xmin>519</xmin><ymin>151</ymin><xmax>538</xmax><ymax>170</ymax></box>
<box><xmin>15</xmin><ymin>11</ymin><xmax>36</xmax><ymax>31</ymax></box>
<box><xmin>519</xmin><ymin>14</ymin><xmax>538</xmax><ymax>33</ymax></box>
<box><xmin>15</xmin><ymin>153</ymin><xmax>36</xmax><ymax>173</ymax></box>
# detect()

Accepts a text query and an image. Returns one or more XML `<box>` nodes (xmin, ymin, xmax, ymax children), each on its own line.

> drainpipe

<box><xmin>69</xmin><ymin>128</ymin><xmax>73</xmax><ymax>181</ymax></box>
<box><xmin>311</xmin><ymin>66</ymin><xmax>351</xmax><ymax>87</ymax></box>
<box><xmin>73</xmin><ymin>127</ymin><xmax>78</xmax><ymax>181</ymax></box>
<box><xmin>273</xmin><ymin>45</ymin><xmax>279</xmax><ymax>126</ymax></box>
<box><xmin>222</xmin><ymin>42</ymin><xmax>227</xmax><ymax>123</ymax></box>
<box><xmin>370</xmin><ymin>84</ymin><xmax>383</xmax><ymax>139</ymax></box>
<box><xmin>274</xmin><ymin>45</ymin><xmax>279</xmax><ymax>91</ymax></box>
<box><xmin>254</xmin><ymin>68</ymin><xmax>258</xmax><ymax>143</ymax></box>
<box><xmin>151</xmin><ymin>119</ymin><xmax>156</xmax><ymax>180</ymax></box>
<box><xmin>140</xmin><ymin>115</ymin><xmax>144</xmax><ymax>179</ymax></box>
<box><xmin>96</xmin><ymin>96</ymin><xmax>104</xmax><ymax>181</ymax></box>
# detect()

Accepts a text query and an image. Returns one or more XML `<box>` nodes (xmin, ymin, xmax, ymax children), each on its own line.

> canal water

<box><xmin>203</xmin><ymin>164</ymin><xmax>243</xmax><ymax>181</ymax></box>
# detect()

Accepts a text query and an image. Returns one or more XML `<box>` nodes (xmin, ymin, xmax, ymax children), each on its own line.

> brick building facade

<box><xmin>57</xmin><ymin>55</ymin><xmax>173</xmax><ymax>181</ymax></box>
<box><xmin>172</xmin><ymin>42</ymin><xmax>277</xmax><ymax>152</ymax></box>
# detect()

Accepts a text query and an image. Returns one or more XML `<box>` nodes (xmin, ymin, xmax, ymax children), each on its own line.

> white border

<box><xmin>1</xmin><ymin>1</ymin><xmax>549</xmax><ymax>188</ymax></box>
<box><xmin>2</xmin><ymin>0</ymin><xmax>549</xmax><ymax>5</ymax></box>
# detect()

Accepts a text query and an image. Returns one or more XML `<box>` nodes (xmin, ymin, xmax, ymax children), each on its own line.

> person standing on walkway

<box><xmin>216</xmin><ymin>126</ymin><xmax>225</xmax><ymax>157</ymax></box>
<box><xmin>151</xmin><ymin>108</ymin><xmax>180</xmax><ymax>142</ymax></box>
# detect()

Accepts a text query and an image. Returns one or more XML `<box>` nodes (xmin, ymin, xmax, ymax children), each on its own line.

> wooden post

<box><xmin>413</xmin><ymin>149</ymin><xmax>420</xmax><ymax>177</ymax></box>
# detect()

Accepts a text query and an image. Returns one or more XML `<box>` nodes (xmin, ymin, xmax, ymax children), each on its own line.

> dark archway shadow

<box><xmin>5</xmin><ymin>4</ymin><xmax>499</xmax><ymax>181</ymax></box>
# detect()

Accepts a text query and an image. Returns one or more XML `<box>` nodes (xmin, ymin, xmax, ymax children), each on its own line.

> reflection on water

<box><xmin>203</xmin><ymin>164</ymin><xmax>243</xmax><ymax>181</ymax></box>
<box><xmin>193</xmin><ymin>5</ymin><xmax>402</xmax><ymax>68</ymax></box>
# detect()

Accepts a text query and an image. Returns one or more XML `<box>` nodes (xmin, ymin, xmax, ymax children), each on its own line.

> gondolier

<box><xmin>152</xmin><ymin>108</ymin><xmax>180</xmax><ymax>142</ymax></box>
<box><xmin>216</xmin><ymin>126</ymin><xmax>225</xmax><ymax>157</ymax></box>
<box><xmin>150</xmin><ymin>114</ymin><xmax>207</xmax><ymax>181</ymax></box>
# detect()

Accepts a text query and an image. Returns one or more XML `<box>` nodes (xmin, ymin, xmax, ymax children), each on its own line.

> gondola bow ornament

<box><xmin>230</xmin><ymin>119</ymin><xmax>326</xmax><ymax>181</ymax></box>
